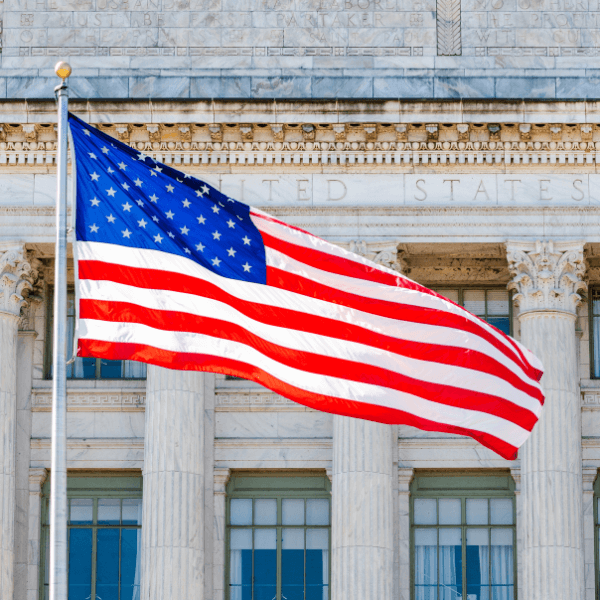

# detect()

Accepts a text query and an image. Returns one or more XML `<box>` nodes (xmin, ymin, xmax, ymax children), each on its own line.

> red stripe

<box><xmin>266</xmin><ymin>265</ymin><xmax>543</xmax><ymax>386</ymax></box>
<box><xmin>78</xmin><ymin>259</ymin><xmax>543</xmax><ymax>402</ymax></box>
<box><xmin>78</xmin><ymin>337</ymin><xmax>520</xmax><ymax>461</ymax></box>
<box><xmin>80</xmin><ymin>298</ymin><xmax>539</xmax><ymax>431</ymax></box>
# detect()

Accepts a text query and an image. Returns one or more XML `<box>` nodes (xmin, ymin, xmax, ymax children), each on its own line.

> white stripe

<box><xmin>80</xmin><ymin>277</ymin><xmax>542</xmax><ymax>418</ymax></box>
<box><xmin>78</xmin><ymin>317</ymin><xmax>531</xmax><ymax>448</ymax></box>
<box><xmin>77</xmin><ymin>241</ymin><xmax>541</xmax><ymax>392</ymax></box>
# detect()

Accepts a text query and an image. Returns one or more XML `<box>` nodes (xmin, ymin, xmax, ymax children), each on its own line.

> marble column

<box><xmin>507</xmin><ymin>240</ymin><xmax>586</xmax><ymax>600</ymax></box>
<box><xmin>141</xmin><ymin>366</ymin><xmax>206</xmax><ymax>599</ymax></box>
<box><xmin>331</xmin><ymin>416</ymin><xmax>394</xmax><ymax>600</ymax></box>
<box><xmin>0</xmin><ymin>245</ymin><xmax>36</xmax><ymax>599</ymax></box>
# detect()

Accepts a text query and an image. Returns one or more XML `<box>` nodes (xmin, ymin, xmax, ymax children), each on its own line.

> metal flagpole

<box><xmin>50</xmin><ymin>60</ymin><xmax>72</xmax><ymax>600</ymax></box>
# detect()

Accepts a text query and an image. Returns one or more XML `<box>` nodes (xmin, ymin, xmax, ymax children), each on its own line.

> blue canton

<box><xmin>70</xmin><ymin>114</ymin><xmax>267</xmax><ymax>285</ymax></box>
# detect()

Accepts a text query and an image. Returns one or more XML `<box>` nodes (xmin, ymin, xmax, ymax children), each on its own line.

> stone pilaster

<box><xmin>141</xmin><ymin>366</ymin><xmax>206</xmax><ymax>599</ymax></box>
<box><xmin>0</xmin><ymin>244</ymin><xmax>37</xmax><ymax>600</ymax></box>
<box><xmin>213</xmin><ymin>467</ymin><xmax>230</xmax><ymax>600</ymax></box>
<box><xmin>507</xmin><ymin>240</ymin><xmax>586</xmax><ymax>600</ymax></box>
<box><xmin>26</xmin><ymin>469</ymin><xmax>47</xmax><ymax>600</ymax></box>
<box><xmin>510</xmin><ymin>467</ymin><xmax>523</xmax><ymax>600</ymax></box>
<box><xmin>582</xmin><ymin>468</ymin><xmax>597</xmax><ymax>600</ymax></box>
<box><xmin>331</xmin><ymin>416</ymin><xmax>394</xmax><ymax>600</ymax></box>
<box><xmin>397</xmin><ymin>468</ymin><xmax>414</xmax><ymax>600</ymax></box>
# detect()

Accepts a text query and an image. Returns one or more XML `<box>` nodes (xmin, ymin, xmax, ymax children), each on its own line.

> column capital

<box><xmin>398</xmin><ymin>467</ymin><xmax>414</xmax><ymax>494</ymax></box>
<box><xmin>28</xmin><ymin>468</ymin><xmax>47</xmax><ymax>495</ymax></box>
<box><xmin>214</xmin><ymin>467</ymin><xmax>231</xmax><ymax>496</ymax></box>
<box><xmin>506</xmin><ymin>240</ymin><xmax>587</xmax><ymax>315</ymax></box>
<box><xmin>510</xmin><ymin>467</ymin><xmax>521</xmax><ymax>493</ymax></box>
<box><xmin>0</xmin><ymin>244</ymin><xmax>41</xmax><ymax>319</ymax></box>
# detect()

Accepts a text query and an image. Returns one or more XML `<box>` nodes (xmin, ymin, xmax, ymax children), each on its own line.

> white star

<box><xmin>107</xmin><ymin>167</ymin><xmax>115</xmax><ymax>174</ymax></box>
<box><xmin>106</xmin><ymin>187</ymin><xmax>116</xmax><ymax>197</ymax></box>
<box><xmin>137</xmin><ymin>153</ymin><xmax>149</xmax><ymax>161</ymax></box>
<box><xmin>165</xmin><ymin>210</ymin><xmax>175</xmax><ymax>219</ymax></box>
<box><xmin>154</xmin><ymin>165</ymin><xmax>162</xmax><ymax>173</ymax></box>
<box><xmin>195</xmin><ymin>190</ymin><xmax>204</xmax><ymax>197</ymax></box>
<box><xmin>101</xmin><ymin>146</ymin><xmax>109</xmax><ymax>154</ymax></box>
<box><xmin>166</xmin><ymin>184</ymin><xmax>174</xmax><ymax>193</ymax></box>
<box><xmin>89</xmin><ymin>223</ymin><xmax>99</xmax><ymax>233</ymax></box>
<box><xmin>150</xmin><ymin>170</ymin><xmax>157</xmax><ymax>177</ymax></box>
<box><xmin>197</xmin><ymin>215</ymin><xmax>206</xmax><ymax>225</ymax></box>
<box><xmin>90</xmin><ymin>172</ymin><xmax>100</xmax><ymax>181</ymax></box>
<box><xmin>152</xmin><ymin>216</ymin><xmax>159</xmax><ymax>223</ymax></box>
<box><xmin>212</xmin><ymin>231</ymin><xmax>221</xmax><ymax>240</ymax></box>
<box><xmin>88</xmin><ymin>152</ymin><xmax>97</xmax><ymax>160</ymax></box>
<box><xmin>137</xmin><ymin>218</ymin><xmax>147</xmax><ymax>228</ymax></box>
<box><xmin>242</xmin><ymin>263</ymin><xmax>252</xmax><ymax>272</ymax></box>
<box><xmin>134</xmin><ymin>178</ymin><xmax>143</xmax><ymax>187</ymax></box>
<box><xmin>218</xmin><ymin>202</ymin><xmax>225</xmax><ymax>207</ymax></box>
<box><xmin>182</xmin><ymin>199</ymin><xmax>191</xmax><ymax>208</ymax></box>
<box><xmin>90</xmin><ymin>197</ymin><xmax>100</xmax><ymax>207</ymax></box>
<box><xmin>167</xmin><ymin>231</ymin><xmax>175</xmax><ymax>239</ymax></box>
<box><xmin>181</xmin><ymin>226</ymin><xmax>189</xmax><ymax>235</ymax></box>
<box><xmin>242</xmin><ymin>236</ymin><xmax>251</xmax><ymax>245</ymax></box>
<box><xmin>237</xmin><ymin>215</ymin><xmax>243</xmax><ymax>221</ymax></box>
<box><xmin>149</xmin><ymin>194</ymin><xmax>159</xmax><ymax>203</ymax></box>
<box><xmin>136</xmin><ymin>199</ymin><xmax>144</xmax><ymax>207</ymax></box>
<box><xmin>122</xmin><ymin>229</ymin><xmax>132</xmax><ymax>239</ymax></box>
<box><xmin>83</xmin><ymin>129</ymin><xmax>91</xmax><ymax>136</ymax></box>
<box><xmin>106</xmin><ymin>214</ymin><xmax>116</xmax><ymax>223</ymax></box>
<box><xmin>176</xmin><ymin>178</ymin><xmax>182</xmax><ymax>183</ymax></box>
<box><xmin>196</xmin><ymin>242</ymin><xmax>205</xmax><ymax>252</ymax></box>
<box><xmin>227</xmin><ymin>219</ymin><xmax>236</xmax><ymax>229</ymax></box>
<box><xmin>122</xmin><ymin>182</ymin><xmax>130</xmax><ymax>191</ymax></box>
<box><xmin>184</xmin><ymin>247</ymin><xmax>191</xmax><ymax>254</ymax></box>
<box><xmin>118</xmin><ymin>162</ymin><xmax>127</xmax><ymax>170</ymax></box>
<box><xmin>227</xmin><ymin>247</ymin><xmax>236</xmax><ymax>257</ymax></box>
<box><xmin>184</xmin><ymin>173</ymin><xmax>191</xmax><ymax>178</ymax></box>
<box><xmin>211</xmin><ymin>205</ymin><xmax>220</xmax><ymax>214</ymax></box>
<box><xmin>201</xmin><ymin>185</ymin><xmax>210</xmax><ymax>194</ymax></box>
<box><xmin>122</xmin><ymin>202</ymin><xmax>132</xmax><ymax>212</ymax></box>
<box><xmin>212</xmin><ymin>257</ymin><xmax>221</xmax><ymax>267</ymax></box>
<box><xmin>227</xmin><ymin>198</ymin><xmax>235</xmax><ymax>203</ymax></box>
<box><xmin>154</xmin><ymin>234</ymin><xmax>163</xmax><ymax>243</ymax></box>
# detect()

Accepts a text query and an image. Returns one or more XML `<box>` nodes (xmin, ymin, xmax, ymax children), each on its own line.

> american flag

<box><xmin>70</xmin><ymin>114</ymin><xmax>544</xmax><ymax>460</ymax></box>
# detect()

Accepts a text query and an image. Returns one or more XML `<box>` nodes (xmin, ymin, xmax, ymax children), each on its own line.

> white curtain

<box><xmin>321</xmin><ymin>549</ymin><xmax>329</xmax><ymax>600</ymax></box>
<box><xmin>230</xmin><ymin>550</ymin><xmax>243</xmax><ymax>600</ymax></box>
<box><xmin>491</xmin><ymin>543</ymin><xmax>513</xmax><ymax>600</ymax></box>
<box><xmin>414</xmin><ymin>545</ymin><xmax>437</xmax><ymax>600</ymax></box>
<box><xmin>478</xmin><ymin>544</ymin><xmax>490</xmax><ymax>600</ymax></box>
<box><xmin>124</xmin><ymin>360</ymin><xmax>147</xmax><ymax>378</ymax></box>
<box><xmin>131</xmin><ymin>501</ymin><xmax>143</xmax><ymax>600</ymax></box>
<box><xmin>439</xmin><ymin>546</ymin><xmax>459</xmax><ymax>600</ymax></box>
<box><xmin>594</xmin><ymin>318</ymin><xmax>600</xmax><ymax>377</ymax></box>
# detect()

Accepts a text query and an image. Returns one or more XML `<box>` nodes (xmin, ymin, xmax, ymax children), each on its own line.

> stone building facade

<box><xmin>2</xmin><ymin>3</ymin><xmax>600</xmax><ymax>600</ymax></box>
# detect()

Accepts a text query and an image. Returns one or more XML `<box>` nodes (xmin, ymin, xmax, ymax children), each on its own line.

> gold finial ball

<box><xmin>54</xmin><ymin>61</ymin><xmax>72</xmax><ymax>81</ymax></box>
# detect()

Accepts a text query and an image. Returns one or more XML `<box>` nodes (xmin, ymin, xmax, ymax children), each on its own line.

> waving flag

<box><xmin>69</xmin><ymin>114</ymin><xmax>544</xmax><ymax>460</ymax></box>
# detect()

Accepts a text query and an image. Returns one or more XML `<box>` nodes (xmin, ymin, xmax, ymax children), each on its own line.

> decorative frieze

<box><xmin>215</xmin><ymin>391</ymin><xmax>308</xmax><ymax>411</ymax></box>
<box><xmin>31</xmin><ymin>388</ymin><xmax>146</xmax><ymax>411</ymax></box>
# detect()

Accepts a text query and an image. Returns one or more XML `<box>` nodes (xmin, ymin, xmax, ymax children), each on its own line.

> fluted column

<box><xmin>0</xmin><ymin>245</ymin><xmax>36</xmax><ymax>599</ymax></box>
<box><xmin>141</xmin><ymin>366</ymin><xmax>206</xmax><ymax>599</ymax></box>
<box><xmin>331</xmin><ymin>416</ymin><xmax>394</xmax><ymax>600</ymax></box>
<box><xmin>507</xmin><ymin>240</ymin><xmax>586</xmax><ymax>600</ymax></box>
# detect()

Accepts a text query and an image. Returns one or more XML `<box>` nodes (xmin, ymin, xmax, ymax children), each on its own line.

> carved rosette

<box><xmin>0</xmin><ymin>245</ymin><xmax>40</xmax><ymax>320</ymax></box>
<box><xmin>507</xmin><ymin>240</ymin><xmax>586</xmax><ymax>315</ymax></box>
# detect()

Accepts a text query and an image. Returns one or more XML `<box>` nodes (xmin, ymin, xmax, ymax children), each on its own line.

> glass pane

<box><xmin>122</xmin><ymin>498</ymin><xmax>143</xmax><ymax>525</ymax></box>
<box><xmin>414</xmin><ymin>529</ymin><xmax>437</xmax><ymax>600</ymax></box>
<box><xmin>439</xmin><ymin>498</ymin><xmax>461</xmax><ymax>525</ymax></box>
<box><xmin>307</xmin><ymin>529</ymin><xmax>329</xmax><ymax>600</ymax></box>
<box><xmin>230</xmin><ymin>530</ymin><xmax>252</xmax><ymax>600</ymax></box>
<box><xmin>282</xmin><ymin>529</ymin><xmax>305</xmax><ymax>600</ymax></box>
<box><xmin>98</xmin><ymin>498</ymin><xmax>121</xmax><ymax>525</ymax></box>
<box><xmin>491</xmin><ymin>529</ymin><xmax>514</xmax><ymax>600</ymax></box>
<box><xmin>594</xmin><ymin>317</ymin><xmax>600</xmax><ymax>378</ymax></box>
<box><xmin>254</xmin><ymin>499</ymin><xmax>277</xmax><ymax>525</ymax></box>
<box><xmin>467</xmin><ymin>528</ymin><xmax>490</xmax><ymax>600</ymax></box>
<box><xmin>487</xmin><ymin>290</ymin><xmax>509</xmax><ymax>315</ymax></box>
<box><xmin>439</xmin><ymin>528</ymin><xmax>462</xmax><ymax>600</ymax></box>
<box><xmin>230</xmin><ymin>499</ymin><xmax>252</xmax><ymax>525</ymax></box>
<box><xmin>96</xmin><ymin>528</ymin><xmax>120</xmax><ymax>600</ymax></box>
<box><xmin>123</xmin><ymin>360</ymin><xmax>147</xmax><ymax>378</ymax></box>
<box><xmin>283</xmin><ymin>498</ymin><xmax>305</xmax><ymax>525</ymax></box>
<box><xmin>254</xmin><ymin>529</ymin><xmax>276</xmax><ymax>600</ymax></box>
<box><xmin>486</xmin><ymin>317</ymin><xmax>510</xmax><ymax>335</ymax></box>
<box><xmin>101</xmin><ymin>359</ymin><xmax>123</xmax><ymax>378</ymax></box>
<box><xmin>307</xmin><ymin>499</ymin><xmax>329</xmax><ymax>525</ymax></box>
<box><xmin>594</xmin><ymin>290</ymin><xmax>600</xmax><ymax>315</ymax></box>
<box><xmin>121</xmin><ymin>528</ymin><xmax>142</xmax><ymax>600</ymax></box>
<box><xmin>464</xmin><ymin>289</ymin><xmax>486</xmax><ymax>315</ymax></box>
<box><xmin>414</xmin><ymin>499</ymin><xmax>437</xmax><ymax>525</ymax></box>
<box><xmin>68</xmin><ymin>357</ymin><xmax>96</xmax><ymax>379</ymax></box>
<box><xmin>467</xmin><ymin>499</ymin><xmax>489</xmax><ymax>525</ymax></box>
<box><xmin>68</xmin><ymin>528</ymin><xmax>92</xmax><ymax>600</ymax></box>
<box><xmin>70</xmin><ymin>498</ymin><xmax>93</xmax><ymax>524</ymax></box>
<box><xmin>436</xmin><ymin>289</ymin><xmax>459</xmax><ymax>304</ymax></box>
<box><xmin>490</xmin><ymin>499</ymin><xmax>513</xmax><ymax>525</ymax></box>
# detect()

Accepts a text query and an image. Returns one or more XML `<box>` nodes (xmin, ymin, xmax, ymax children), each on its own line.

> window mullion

<box><xmin>462</xmin><ymin>498</ymin><xmax>467</xmax><ymax>600</ymax></box>
<box><xmin>91</xmin><ymin>499</ymin><xmax>98</xmax><ymax>600</ymax></box>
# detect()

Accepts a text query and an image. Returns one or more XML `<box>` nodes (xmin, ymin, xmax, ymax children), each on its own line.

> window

<box><xmin>590</xmin><ymin>289</ymin><xmax>600</xmax><ymax>378</ymax></box>
<box><xmin>227</xmin><ymin>474</ymin><xmax>331</xmax><ymax>600</ymax></box>
<box><xmin>433</xmin><ymin>288</ymin><xmax>512</xmax><ymax>336</ymax></box>
<box><xmin>594</xmin><ymin>473</ymin><xmax>600</xmax><ymax>597</ymax></box>
<box><xmin>46</xmin><ymin>291</ymin><xmax>146</xmax><ymax>379</ymax></box>
<box><xmin>40</xmin><ymin>476</ymin><xmax>143</xmax><ymax>600</ymax></box>
<box><xmin>411</xmin><ymin>473</ymin><xmax>516</xmax><ymax>600</ymax></box>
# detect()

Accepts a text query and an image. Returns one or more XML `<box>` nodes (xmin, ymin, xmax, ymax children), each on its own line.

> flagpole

<box><xmin>50</xmin><ymin>60</ymin><xmax>71</xmax><ymax>600</ymax></box>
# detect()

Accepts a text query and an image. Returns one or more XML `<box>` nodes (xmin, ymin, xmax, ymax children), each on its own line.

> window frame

<box><xmin>589</xmin><ymin>288</ymin><xmax>600</xmax><ymax>379</ymax></box>
<box><xmin>39</xmin><ymin>474</ymin><xmax>143</xmax><ymax>600</ymax></box>
<box><xmin>593</xmin><ymin>474</ymin><xmax>600</xmax><ymax>600</ymax></box>
<box><xmin>44</xmin><ymin>287</ymin><xmax>146</xmax><ymax>380</ymax></box>
<box><xmin>432</xmin><ymin>286</ymin><xmax>514</xmax><ymax>337</ymax></box>
<box><xmin>410</xmin><ymin>472</ymin><xmax>517</xmax><ymax>600</ymax></box>
<box><xmin>225</xmin><ymin>473</ymin><xmax>332</xmax><ymax>600</ymax></box>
